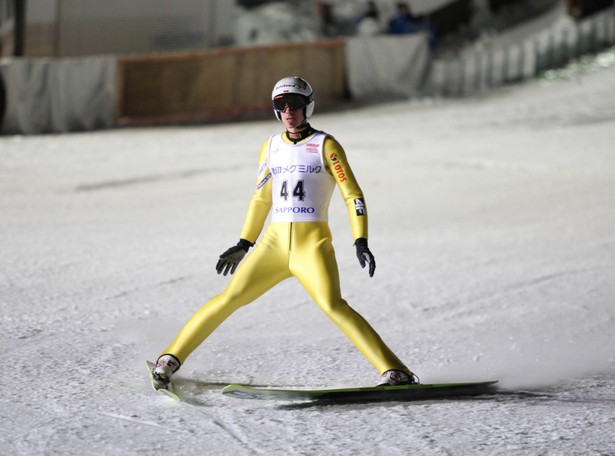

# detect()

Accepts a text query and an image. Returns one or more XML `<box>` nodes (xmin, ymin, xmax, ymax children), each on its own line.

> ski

<box><xmin>222</xmin><ymin>380</ymin><xmax>498</xmax><ymax>403</ymax></box>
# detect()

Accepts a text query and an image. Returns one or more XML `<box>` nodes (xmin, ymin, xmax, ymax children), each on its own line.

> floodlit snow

<box><xmin>2</xmin><ymin>58</ymin><xmax>615</xmax><ymax>454</ymax></box>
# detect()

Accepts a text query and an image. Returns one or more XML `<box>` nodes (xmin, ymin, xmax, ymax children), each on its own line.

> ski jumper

<box><xmin>162</xmin><ymin>130</ymin><xmax>409</xmax><ymax>375</ymax></box>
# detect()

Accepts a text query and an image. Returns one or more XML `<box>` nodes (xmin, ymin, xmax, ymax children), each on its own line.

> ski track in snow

<box><xmin>2</xmin><ymin>62</ymin><xmax>615</xmax><ymax>455</ymax></box>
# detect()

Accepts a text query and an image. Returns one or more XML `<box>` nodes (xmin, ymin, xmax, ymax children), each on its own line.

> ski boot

<box><xmin>151</xmin><ymin>354</ymin><xmax>180</xmax><ymax>390</ymax></box>
<box><xmin>378</xmin><ymin>369</ymin><xmax>419</xmax><ymax>386</ymax></box>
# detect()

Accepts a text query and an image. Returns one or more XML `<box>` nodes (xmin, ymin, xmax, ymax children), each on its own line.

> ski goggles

<box><xmin>272</xmin><ymin>94</ymin><xmax>310</xmax><ymax>112</ymax></box>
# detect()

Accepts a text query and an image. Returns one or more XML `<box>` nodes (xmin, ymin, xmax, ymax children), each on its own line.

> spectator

<box><xmin>355</xmin><ymin>1</ymin><xmax>382</xmax><ymax>36</ymax></box>
<box><xmin>318</xmin><ymin>1</ymin><xmax>342</xmax><ymax>38</ymax></box>
<box><xmin>388</xmin><ymin>2</ymin><xmax>421</xmax><ymax>34</ymax></box>
<box><xmin>388</xmin><ymin>2</ymin><xmax>436</xmax><ymax>51</ymax></box>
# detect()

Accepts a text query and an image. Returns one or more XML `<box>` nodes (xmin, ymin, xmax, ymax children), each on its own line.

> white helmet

<box><xmin>271</xmin><ymin>76</ymin><xmax>315</xmax><ymax>120</ymax></box>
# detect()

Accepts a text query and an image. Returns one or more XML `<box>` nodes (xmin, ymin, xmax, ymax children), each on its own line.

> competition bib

<box><xmin>268</xmin><ymin>132</ymin><xmax>335</xmax><ymax>222</ymax></box>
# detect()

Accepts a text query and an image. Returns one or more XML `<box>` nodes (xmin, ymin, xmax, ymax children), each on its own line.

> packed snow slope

<box><xmin>1</xmin><ymin>62</ymin><xmax>615</xmax><ymax>455</ymax></box>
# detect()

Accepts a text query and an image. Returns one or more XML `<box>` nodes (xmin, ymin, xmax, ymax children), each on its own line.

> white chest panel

<box><xmin>268</xmin><ymin>133</ymin><xmax>335</xmax><ymax>222</ymax></box>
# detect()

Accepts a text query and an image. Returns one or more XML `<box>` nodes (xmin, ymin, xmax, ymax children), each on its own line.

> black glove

<box><xmin>216</xmin><ymin>239</ymin><xmax>254</xmax><ymax>276</ymax></box>
<box><xmin>354</xmin><ymin>237</ymin><xmax>376</xmax><ymax>277</ymax></box>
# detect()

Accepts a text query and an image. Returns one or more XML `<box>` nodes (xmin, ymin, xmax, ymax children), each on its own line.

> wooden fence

<box><xmin>116</xmin><ymin>40</ymin><xmax>346</xmax><ymax>125</ymax></box>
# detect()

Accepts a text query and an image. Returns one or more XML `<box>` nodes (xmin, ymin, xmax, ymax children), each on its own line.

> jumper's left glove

<box><xmin>354</xmin><ymin>237</ymin><xmax>376</xmax><ymax>277</ymax></box>
<box><xmin>216</xmin><ymin>238</ymin><xmax>254</xmax><ymax>276</ymax></box>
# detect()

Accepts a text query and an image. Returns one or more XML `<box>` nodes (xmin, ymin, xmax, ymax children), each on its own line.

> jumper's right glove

<box><xmin>354</xmin><ymin>237</ymin><xmax>376</xmax><ymax>277</ymax></box>
<box><xmin>216</xmin><ymin>238</ymin><xmax>254</xmax><ymax>276</ymax></box>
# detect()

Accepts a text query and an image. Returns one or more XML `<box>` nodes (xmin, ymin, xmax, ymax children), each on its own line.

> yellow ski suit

<box><xmin>162</xmin><ymin>130</ymin><xmax>409</xmax><ymax>375</ymax></box>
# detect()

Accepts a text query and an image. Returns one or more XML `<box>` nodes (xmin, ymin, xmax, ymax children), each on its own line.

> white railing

<box><xmin>427</xmin><ymin>6</ymin><xmax>615</xmax><ymax>97</ymax></box>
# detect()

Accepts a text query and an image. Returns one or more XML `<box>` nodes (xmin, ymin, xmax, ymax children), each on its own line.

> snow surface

<box><xmin>2</xmin><ymin>60</ymin><xmax>615</xmax><ymax>455</ymax></box>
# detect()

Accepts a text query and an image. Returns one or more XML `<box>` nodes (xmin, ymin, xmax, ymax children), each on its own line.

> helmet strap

<box><xmin>285</xmin><ymin>123</ymin><xmax>315</xmax><ymax>144</ymax></box>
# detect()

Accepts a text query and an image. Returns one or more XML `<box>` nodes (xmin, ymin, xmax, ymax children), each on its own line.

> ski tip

<box><xmin>157</xmin><ymin>388</ymin><xmax>181</xmax><ymax>401</ymax></box>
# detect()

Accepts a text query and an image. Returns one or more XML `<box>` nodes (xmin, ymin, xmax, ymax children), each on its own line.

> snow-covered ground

<box><xmin>2</xmin><ymin>58</ymin><xmax>615</xmax><ymax>454</ymax></box>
